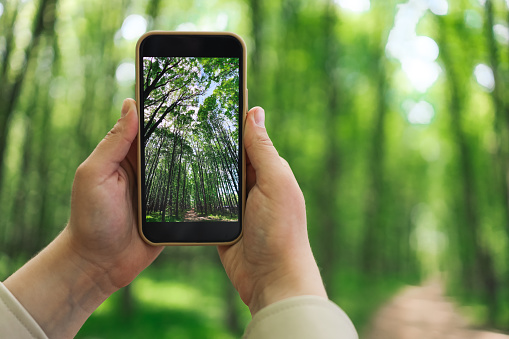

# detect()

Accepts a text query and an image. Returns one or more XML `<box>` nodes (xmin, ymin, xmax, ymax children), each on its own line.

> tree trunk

<box><xmin>174</xmin><ymin>133</ymin><xmax>186</xmax><ymax>219</ymax></box>
<box><xmin>438</xmin><ymin>16</ymin><xmax>499</xmax><ymax>324</ymax></box>
<box><xmin>361</xmin><ymin>1</ymin><xmax>391</xmax><ymax>275</ymax></box>
<box><xmin>161</xmin><ymin>129</ymin><xmax>180</xmax><ymax>221</ymax></box>
<box><xmin>317</xmin><ymin>0</ymin><xmax>341</xmax><ymax>297</ymax></box>
<box><xmin>0</xmin><ymin>0</ymin><xmax>58</xmax><ymax>193</ymax></box>
<box><xmin>484</xmin><ymin>1</ymin><xmax>509</xmax><ymax>298</ymax></box>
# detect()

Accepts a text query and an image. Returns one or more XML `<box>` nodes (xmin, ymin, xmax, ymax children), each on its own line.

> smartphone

<box><xmin>136</xmin><ymin>31</ymin><xmax>246</xmax><ymax>245</ymax></box>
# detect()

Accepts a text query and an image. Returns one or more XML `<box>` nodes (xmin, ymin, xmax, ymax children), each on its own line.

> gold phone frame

<box><xmin>135</xmin><ymin>31</ymin><xmax>246</xmax><ymax>246</ymax></box>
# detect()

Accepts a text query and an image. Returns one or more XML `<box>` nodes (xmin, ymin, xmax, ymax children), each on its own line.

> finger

<box><xmin>87</xmin><ymin>99</ymin><xmax>138</xmax><ymax>176</ymax></box>
<box><xmin>279</xmin><ymin>156</ymin><xmax>291</xmax><ymax>169</ymax></box>
<box><xmin>243</xmin><ymin>107</ymin><xmax>282</xmax><ymax>178</ymax></box>
<box><xmin>246</xmin><ymin>158</ymin><xmax>256</xmax><ymax>193</ymax></box>
<box><xmin>126</xmin><ymin>134</ymin><xmax>138</xmax><ymax>173</ymax></box>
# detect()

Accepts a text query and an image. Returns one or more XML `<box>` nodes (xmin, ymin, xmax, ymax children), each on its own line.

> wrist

<box><xmin>248</xmin><ymin>254</ymin><xmax>328</xmax><ymax>316</ymax></box>
<box><xmin>60</xmin><ymin>226</ymin><xmax>120</xmax><ymax>297</ymax></box>
<box><xmin>4</xmin><ymin>228</ymin><xmax>116</xmax><ymax>338</ymax></box>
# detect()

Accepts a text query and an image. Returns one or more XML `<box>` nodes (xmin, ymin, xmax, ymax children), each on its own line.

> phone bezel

<box><xmin>135</xmin><ymin>31</ymin><xmax>246</xmax><ymax>246</ymax></box>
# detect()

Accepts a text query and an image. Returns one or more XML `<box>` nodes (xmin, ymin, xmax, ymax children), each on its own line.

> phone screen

<box><xmin>138</xmin><ymin>34</ymin><xmax>244</xmax><ymax>243</ymax></box>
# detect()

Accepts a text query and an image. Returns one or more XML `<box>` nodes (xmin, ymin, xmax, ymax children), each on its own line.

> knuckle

<box><xmin>246</xmin><ymin>134</ymin><xmax>275</xmax><ymax>156</ymax></box>
<box><xmin>245</xmin><ymin>129</ymin><xmax>274</xmax><ymax>151</ymax></box>
<box><xmin>104</xmin><ymin>123</ymin><xmax>122</xmax><ymax>141</ymax></box>
<box><xmin>279</xmin><ymin>156</ymin><xmax>290</xmax><ymax>168</ymax></box>
<box><xmin>74</xmin><ymin>161</ymin><xmax>91</xmax><ymax>182</ymax></box>
<box><xmin>75</xmin><ymin>161</ymin><xmax>88</xmax><ymax>176</ymax></box>
<box><xmin>256</xmin><ymin>133</ymin><xmax>274</xmax><ymax>148</ymax></box>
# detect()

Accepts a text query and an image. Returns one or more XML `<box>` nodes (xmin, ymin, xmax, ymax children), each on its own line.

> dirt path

<box><xmin>183</xmin><ymin>208</ymin><xmax>216</xmax><ymax>222</ymax></box>
<box><xmin>364</xmin><ymin>279</ymin><xmax>509</xmax><ymax>339</ymax></box>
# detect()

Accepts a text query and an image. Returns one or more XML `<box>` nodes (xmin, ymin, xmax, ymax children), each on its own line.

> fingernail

<box><xmin>121</xmin><ymin>100</ymin><xmax>130</xmax><ymax>118</ymax></box>
<box><xmin>253</xmin><ymin>107</ymin><xmax>265</xmax><ymax>127</ymax></box>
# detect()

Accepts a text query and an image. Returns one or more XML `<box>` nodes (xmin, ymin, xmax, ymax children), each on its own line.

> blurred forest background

<box><xmin>1</xmin><ymin>0</ymin><xmax>509</xmax><ymax>337</ymax></box>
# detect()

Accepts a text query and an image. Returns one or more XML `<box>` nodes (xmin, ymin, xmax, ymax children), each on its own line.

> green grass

<box><xmin>76</xmin><ymin>260</ymin><xmax>413</xmax><ymax>338</ymax></box>
<box><xmin>146</xmin><ymin>210</ymin><xmax>237</xmax><ymax>222</ymax></box>
<box><xmin>445</xmin><ymin>281</ymin><xmax>509</xmax><ymax>331</ymax></box>
<box><xmin>206</xmin><ymin>214</ymin><xmax>237</xmax><ymax>221</ymax></box>
<box><xmin>330</xmin><ymin>269</ymin><xmax>419</xmax><ymax>336</ymax></box>
<box><xmin>78</xmin><ymin>302</ymin><xmax>231</xmax><ymax>339</ymax></box>
<box><xmin>76</xmin><ymin>255</ymin><xmax>250</xmax><ymax>339</ymax></box>
<box><xmin>146</xmin><ymin>211</ymin><xmax>183</xmax><ymax>223</ymax></box>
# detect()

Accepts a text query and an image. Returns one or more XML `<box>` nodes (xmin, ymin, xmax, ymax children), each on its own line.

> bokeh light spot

<box><xmin>402</xmin><ymin>58</ymin><xmax>441</xmax><ymax>93</ymax></box>
<box><xmin>406</xmin><ymin>100</ymin><xmax>435</xmax><ymax>125</ymax></box>
<box><xmin>415</xmin><ymin>36</ymin><xmax>439</xmax><ymax>61</ymax></box>
<box><xmin>115</xmin><ymin>62</ymin><xmax>135</xmax><ymax>84</ymax></box>
<box><xmin>386</xmin><ymin>2</ymin><xmax>441</xmax><ymax>93</ymax></box>
<box><xmin>427</xmin><ymin>0</ymin><xmax>448</xmax><ymax>15</ymax></box>
<box><xmin>335</xmin><ymin>0</ymin><xmax>370</xmax><ymax>12</ymax></box>
<box><xmin>474</xmin><ymin>64</ymin><xmax>495</xmax><ymax>91</ymax></box>
<box><xmin>464</xmin><ymin>10</ymin><xmax>483</xmax><ymax>29</ymax></box>
<box><xmin>216</xmin><ymin>13</ymin><xmax>229</xmax><ymax>30</ymax></box>
<box><xmin>121</xmin><ymin>14</ymin><xmax>147</xmax><ymax>41</ymax></box>
<box><xmin>494</xmin><ymin>24</ymin><xmax>509</xmax><ymax>45</ymax></box>
<box><xmin>176</xmin><ymin>22</ymin><xmax>197</xmax><ymax>31</ymax></box>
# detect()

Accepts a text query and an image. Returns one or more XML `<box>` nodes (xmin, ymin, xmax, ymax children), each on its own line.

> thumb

<box><xmin>87</xmin><ymin>99</ymin><xmax>138</xmax><ymax>175</ymax></box>
<box><xmin>244</xmin><ymin>107</ymin><xmax>281</xmax><ymax>177</ymax></box>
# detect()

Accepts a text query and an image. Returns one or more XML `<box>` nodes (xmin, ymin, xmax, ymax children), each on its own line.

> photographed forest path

<box><xmin>364</xmin><ymin>279</ymin><xmax>509</xmax><ymax>339</ymax></box>
<box><xmin>183</xmin><ymin>208</ymin><xmax>216</xmax><ymax>222</ymax></box>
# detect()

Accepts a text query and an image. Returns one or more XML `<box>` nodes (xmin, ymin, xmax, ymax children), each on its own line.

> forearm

<box><xmin>3</xmin><ymin>228</ymin><xmax>115</xmax><ymax>339</ymax></box>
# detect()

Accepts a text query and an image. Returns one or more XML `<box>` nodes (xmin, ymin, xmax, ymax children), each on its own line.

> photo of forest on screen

<box><xmin>142</xmin><ymin>56</ymin><xmax>240</xmax><ymax>223</ymax></box>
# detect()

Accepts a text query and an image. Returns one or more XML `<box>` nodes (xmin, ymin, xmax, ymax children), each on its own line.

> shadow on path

<box><xmin>364</xmin><ymin>279</ymin><xmax>509</xmax><ymax>339</ymax></box>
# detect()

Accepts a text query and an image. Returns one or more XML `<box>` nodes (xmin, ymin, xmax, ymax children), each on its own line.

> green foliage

<box><xmin>1</xmin><ymin>0</ymin><xmax>509</xmax><ymax>335</ymax></box>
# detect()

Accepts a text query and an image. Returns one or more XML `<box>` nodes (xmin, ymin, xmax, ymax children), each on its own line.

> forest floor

<box><xmin>363</xmin><ymin>279</ymin><xmax>509</xmax><ymax>339</ymax></box>
<box><xmin>183</xmin><ymin>208</ymin><xmax>216</xmax><ymax>222</ymax></box>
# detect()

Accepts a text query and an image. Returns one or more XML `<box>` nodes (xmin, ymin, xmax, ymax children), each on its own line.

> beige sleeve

<box><xmin>0</xmin><ymin>282</ymin><xmax>48</xmax><ymax>339</ymax></box>
<box><xmin>243</xmin><ymin>295</ymin><xmax>358</xmax><ymax>339</ymax></box>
